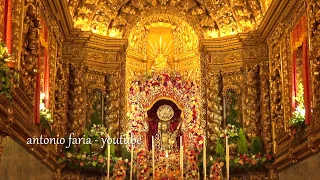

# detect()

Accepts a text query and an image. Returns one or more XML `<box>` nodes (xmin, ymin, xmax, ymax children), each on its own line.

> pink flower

<box><xmin>99</xmin><ymin>158</ymin><xmax>104</xmax><ymax>163</ymax></box>
<box><xmin>79</xmin><ymin>162</ymin><xmax>84</xmax><ymax>166</ymax></box>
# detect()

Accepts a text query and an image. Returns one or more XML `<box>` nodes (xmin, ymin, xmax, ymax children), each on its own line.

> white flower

<box><xmin>67</xmin><ymin>152</ymin><xmax>72</xmax><ymax>158</ymax></box>
<box><xmin>82</xmin><ymin>154</ymin><xmax>86</xmax><ymax>159</ymax></box>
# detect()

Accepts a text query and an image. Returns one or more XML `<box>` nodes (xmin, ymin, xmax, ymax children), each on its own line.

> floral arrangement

<box><xmin>184</xmin><ymin>150</ymin><xmax>199</xmax><ymax>179</ymax></box>
<box><xmin>0</xmin><ymin>41</ymin><xmax>18</xmax><ymax>100</ymax></box>
<box><xmin>89</xmin><ymin>124</ymin><xmax>107</xmax><ymax>140</ymax></box>
<box><xmin>111</xmin><ymin>158</ymin><xmax>129</xmax><ymax>180</ymax></box>
<box><xmin>58</xmin><ymin>152</ymin><xmax>109</xmax><ymax>172</ymax></box>
<box><xmin>209</xmin><ymin>161</ymin><xmax>224</xmax><ymax>180</ymax></box>
<box><xmin>39</xmin><ymin>93</ymin><xmax>54</xmax><ymax>136</ymax></box>
<box><xmin>128</xmin><ymin>70</ymin><xmax>203</xmax><ymax>149</ymax></box>
<box><xmin>215</xmin><ymin>124</ymin><xmax>239</xmax><ymax>144</ymax></box>
<box><xmin>290</xmin><ymin>83</ymin><xmax>306</xmax><ymax>128</ymax></box>
<box><xmin>210</xmin><ymin>153</ymin><xmax>272</xmax><ymax>172</ymax></box>
<box><xmin>136</xmin><ymin>150</ymin><xmax>152</xmax><ymax>179</ymax></box>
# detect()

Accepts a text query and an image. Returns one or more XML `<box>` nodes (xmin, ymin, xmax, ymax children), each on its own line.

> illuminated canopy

<box><xmin>67</xmin><ymin>0</ymin><xmax>272</xmax><ymax>38</ymax></box>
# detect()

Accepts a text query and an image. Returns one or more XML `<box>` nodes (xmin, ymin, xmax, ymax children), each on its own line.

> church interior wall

<box><xmin>0</xmin><ymin>137</ymin><xmax>53</xmax><ymax>180</ymax></box>
<box><xmin>0</xmin><ymin>0</ymin><xmax>320</xmax><ymax>179</ymax></box>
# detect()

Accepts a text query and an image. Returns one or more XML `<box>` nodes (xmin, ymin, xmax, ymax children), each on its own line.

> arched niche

<box><xmin>146</xmin><ymin>99</ymin><xmax>182</xmax><ymax>151</ymax></box>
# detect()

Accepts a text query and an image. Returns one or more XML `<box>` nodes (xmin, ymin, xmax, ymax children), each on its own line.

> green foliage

<box><xmin>251</xmin><ymin>136</ymin><xmax>263</xmax><ymax>154</ymax></box>
<box><xmin>215</xmin><ymin>139</ymin><xmax>225</xmax><ymax>157</ymax></box>
<box><xmin>120</xmin><ymin>145</ymin><xmax>131</xmax><ymax>160</ymax></box>
<box><xmin>237</xmin><ymin>128</ymin><xmax>248</xmax><ymax>154</ymax></box>
<box><xmin>40</xmin><ymin>113</ymin><xmax>55</xmax><ymax>137</ymax></box>
<box><xmin>0</xmin><ymin>41</ymin><xmax>18</xmax><ymax>101</ymax></box>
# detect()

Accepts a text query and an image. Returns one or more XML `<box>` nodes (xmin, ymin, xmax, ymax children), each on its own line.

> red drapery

<box><xmin>2</xmin><ymin>0</ymin><xmax>12</xmax><ymax>53</ymax></box>
<box><xmin>290</xmin><ymin>15</ymin><xmax>312</xmax><ymax>125</ymax></box>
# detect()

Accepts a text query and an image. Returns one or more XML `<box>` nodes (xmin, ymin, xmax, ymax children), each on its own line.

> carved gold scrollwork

<box><xmin>207</xmin><ymin>73</ymin><xmax>222</xmax><ymax>151</ymax></box>
<box><xmin>309</xmin><ymin>0</ymin><xmax>320</xmax><ymax>125</ymax></box>
<box><xmin>0</xmin><ymin>2</ymin><xmax>3</xmax><ymax>40</ymax></box>
<box><xmin>105</xmin><ymin>72</ymin><xmax>121</xmax><ymax>137</ymax></box>
<box><xmin>54</xmin><ymin>52</ymin><xmax>69</xmax><ymax>138</ymax></box>
<box><xmin>19</xmin><ymin>0</ymin><xmax>42</xmax><ymax>100</ymax></box>
<box><xmin>68</xmin><ymin>63</ymin><xmax>87</xmax><ymax>137</ymax></box>
<box><xmin>270</xmin><ymin>49</ymin><xmax>284</xmax><ymax>136</ymax></box>
<box><xmin>260</xmin><ymin>62</ymin><xmax>272</xmax><ymax>153</ymax></box>
<box><xmin>242</xmin><ymin>65</ymin><xmax>260</xmax><ymax>138</ymax></box>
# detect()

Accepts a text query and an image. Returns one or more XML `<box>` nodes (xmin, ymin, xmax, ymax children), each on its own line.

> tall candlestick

<box><xmin>223</xmin><ymin>95</ymin><xmax>226</xmax><ymax>127</ymax></box>
<box><xmin>203</xmin><ymin>136</ymin><xmax>206</xmax><ymax>180</ymax></box>
<box><xmin>107</xmin><ymin>140</ymin><xmax>110</xmax><ymax>179</ymax></box>
<box><xmin>130</xmin><ymin>135</ymin><xmax>134</xmax><ymax>180</ymax></box>
<box><xmin>226</xmin><ymin>136</ymin><xmax>229</xmax><ymax>180</ymax></box>
<box><xmin>180</xmin><ymin>136</ymin><xmax>183</xmax><ymax>178</ymax></box>
<box><xmin>152</xmin><ymin>136</ymin><xmax>155</xmax><ymax>179</ymax></box>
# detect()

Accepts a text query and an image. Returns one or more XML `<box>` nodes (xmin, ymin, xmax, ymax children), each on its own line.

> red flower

<box><xmin>256</xmin><ymin>153</ymin><xmax>261</xmax><ymax>158</ymax></box>
<box><xmin>93</xmin><ymin>156</ymin><xmax>97</xmax><ymax>161</ymax></box>
<box><xmin>79</xmin><ymin>162</ymin><xmax>84</xmax><ymax>166</ymax></box>
<box><xmin>267</xmin><ymin>154</ymin><xmax>272</xmax><ymax>160</ymax></box>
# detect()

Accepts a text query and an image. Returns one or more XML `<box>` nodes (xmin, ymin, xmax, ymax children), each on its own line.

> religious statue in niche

<box><xmin>147</xmin><ymin>100</ymin><xmax>182</xmax><ymax>151</ymax></box>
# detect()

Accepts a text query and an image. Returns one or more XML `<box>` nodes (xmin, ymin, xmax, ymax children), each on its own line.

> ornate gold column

<box><xmin>68</xmin><ymin>63</ymin><xmax>87</xmax><ymax>137</ymax></box>
<box><xmin>243</xmin><ymin>65</ymin><xmax>260</xmax><ymax>138</ymax></box>
<box><xmin>259</xmin><ymin>61</ymin><xmax>272</xmax><ymax>153</ymax></box>
<box><xmin>105</xmin><ymin>71</ymin><xmax>121</xmax><ymax>138</ymax></box>
<box><xmin>206</xmin><ymin>72</ymin><xmax>223</xmax><ymax>151</ymax></box>
<box><xmin>19</xmin><ymin>0</ymin><xmax>41</xmax><ymax>100</ymax></box>
<box><xmin>308</xmin><ymin>0</ymin><xmax>320</xmax><ymax>125</ymax></box>
<box><xmin>54</xmin><ymin>47</ymin><xmax>69</xmax><ymax>139</ymax></box>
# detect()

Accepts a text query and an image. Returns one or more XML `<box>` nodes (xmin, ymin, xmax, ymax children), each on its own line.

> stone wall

<box><xmin>278</xmin><ymin>153</ymin><xmax>320</xmax><ymax>180</ymax></box>
<box><xmin>0</xmin><ymin>137</ymin><xmax>53</xmax><ymax>180</ymax></box>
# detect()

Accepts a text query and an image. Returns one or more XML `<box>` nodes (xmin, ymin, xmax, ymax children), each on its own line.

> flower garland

<box><xmin>209</xmin><ymin>162</ymin><xmax>224</xmax><ymax>180</ymax></box>
<box><xmin>58</xmin><ymin>152</ymin><xmax>108</xmax><ymax>172</ymax></box>
<box><xmin>0</xmin><ymin>41</ymin><xmax>18</xmax><ymax>100</ymax></box>
<box><xmin>184</xmin><ymin>150</ymin><xmax>199</xmax><ymax>179</ymax></box>
<box><xmin>136</xmin><ymin>150</ymin><xmax>152</xmax><ymax>179</ymax></box>
<box><xmin>111</xmin><ymin>158</ymin><xmax>129</xmax><ymax>180</ymax></box>
<box><xmin>210</xmin><ymin>153</ymin><xmax>272</xmax><ymax>172</ymax></box>
<box><xmin>127</xmin><ymin>70</ymin><xmax>203</xmax><ymax>149</ymax></box>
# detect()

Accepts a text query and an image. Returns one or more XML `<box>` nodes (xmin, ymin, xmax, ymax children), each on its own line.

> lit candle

<box><xmin>165</xmin><ymin>150</ymin><xmax>169</xmax><ymax>172</ymax></box>
<box><xmin>226</xmin><ymin>136</ymin><xmax>229</xmax><ymax>180</ymax></box>
<box><xmin>107</xmin><ymin>136</ymin><xmax>110</xmax><ymax>179</ymax></box>
<box><xmin>203</xmin><ymin>136</ymin><xmax>206</xmax><ymax>179</ymax></box>
<box><xmin>152</xmin><ymin>136</ymin><xmax>155</xmax><ymax>179</ymax></box>
<box><xmin>180</xmin><ymin>136</ymin><xmax>183</xmax><ymax>178</ymax></box>
<box><xmin>130</xmin><ymin>134</ymin><xmax>134</xmax><ymax>180</ymax></box>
